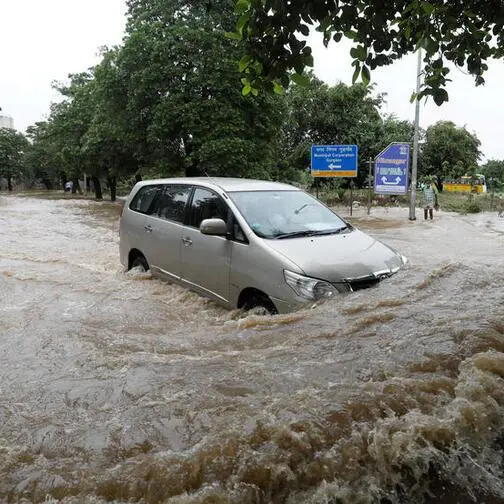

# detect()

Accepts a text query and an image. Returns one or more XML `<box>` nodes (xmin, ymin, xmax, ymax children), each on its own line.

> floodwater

<box><xmin>1</xmin><ymin>194</ymin><xmax>504</xmax><ymax>504</ymax></box>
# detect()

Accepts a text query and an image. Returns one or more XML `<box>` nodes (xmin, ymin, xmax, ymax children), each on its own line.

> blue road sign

<box><xmin>374</xmin><ymin>143</ymin><xmax>410</xmax><ymax>195</ymax></box>
<box><xmin>311</xmin><ymin>145</ymin><xmax>358</xmax><ymax>177</ymax></box>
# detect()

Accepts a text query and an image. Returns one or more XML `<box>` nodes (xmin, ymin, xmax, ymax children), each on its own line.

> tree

<box><xmin>480</xmin><ymin>159</ymin><xmax>504</xmax><ymax>189</ymax></box>
<box><xmin>119</xmin><ymin>0</ymin><xmax>286</xmax><ymax>178</ymax></box>
<box><xmin>377</xmin><ymin>115</ymin><xmax>416</xmax><ymax>152</ymax></box>
<box><xmin>24</xmin><ymin>122</ymin><xmax>63</xmax><ymax>190</ymax></box>
<box><xmin>420</xmin><ymin>121</ymin><xmax>481</xmax><ymax>184</ymax></box>
<box><xmin>0</xmin><ymin>128</ymin><xmax>29</xmax><ymax>191</ymax></box>
<box><xmin>46</xmin><ymin>73</ymin><xmax>97</xmax><ymax>194</ymax></box>
<box><xmin>81</xmin><ymin>48</ymin><xmax>139</xmax><ymax>201</ymax></box>
<box><xmin>279</xmin><ymin>77</ymin><xmax>384</xmax><ymax>186</ymax></box>
<box><xmin>231</xmin><ymin>0</ymin><xmax>504</xmax><ymax>104</ymax></box>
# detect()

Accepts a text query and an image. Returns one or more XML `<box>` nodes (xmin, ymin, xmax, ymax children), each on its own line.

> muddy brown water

<box><xmin>1</xmin><ymin>194</ymin><xmax>504</xmax><ymax>503</ymax></box>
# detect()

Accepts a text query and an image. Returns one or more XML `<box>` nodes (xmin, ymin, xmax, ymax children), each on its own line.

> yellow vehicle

<box><xmin>443</xmin><ymin>174</ymin><xmax>487</xmax><ymax>193</ymax></box>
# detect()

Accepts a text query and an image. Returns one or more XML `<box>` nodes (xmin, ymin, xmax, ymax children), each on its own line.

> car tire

<box><xmin>242</xmin><ymin>295</ymin><xmax>278</xmax><ymax>315</ymax></box>
<box><xmin>131</xmin><ymin>255</ymin><xmax>149</xmax><ymax>272</ymax></box>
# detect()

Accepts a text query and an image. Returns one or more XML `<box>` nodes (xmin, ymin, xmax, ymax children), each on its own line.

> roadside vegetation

<box><xmin>0</xmin><ymin>0</ymin><xmax>503</xmax><ymax>212</ymax></box>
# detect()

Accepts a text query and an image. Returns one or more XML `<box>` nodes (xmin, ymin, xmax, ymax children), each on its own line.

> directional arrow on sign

<box><xmin>328</xmin><ymin>164</ymin><xmax>341</xmax><ymax>170</ymax></box>
<box><xmin>381</xmin><ymin>176</ymin><xmax>402</xmax><ymax>185</ymax></box>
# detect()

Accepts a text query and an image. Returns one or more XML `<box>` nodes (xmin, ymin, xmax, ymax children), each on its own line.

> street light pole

<box><xmin>409</xmin><ymin>48</ymin><xmax>423</xmax><ymax>221</ymax></box>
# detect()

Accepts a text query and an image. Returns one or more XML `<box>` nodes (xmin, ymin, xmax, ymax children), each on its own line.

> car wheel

<box><xmin>243</xmin><ymin>295</ymin><xmax>278</xmax><ymax>315</ymax></box>
<box><xmin>131</xmin><ymin>255</ymin><xmax>149</xmax><ymax>272</ymax></box>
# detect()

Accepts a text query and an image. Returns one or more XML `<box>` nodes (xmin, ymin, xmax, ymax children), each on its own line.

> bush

<box><xmin>463</xmin><ymin>199</ymin><xmax>482</xmax><ymax>213</ymax></box>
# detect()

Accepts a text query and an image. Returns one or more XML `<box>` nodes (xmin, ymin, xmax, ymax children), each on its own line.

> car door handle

<box><xmin>144</xmin><ymin>225</ymin><xmax>152</xmax><ymax>233</ymax></box>
<box><xmin>182</xmin><ymin>237</ymin><xmax>193</xmax><ymax>246</ymax></box>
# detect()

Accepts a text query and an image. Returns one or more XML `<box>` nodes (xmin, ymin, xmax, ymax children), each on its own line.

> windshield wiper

<box><xmin>273</xmin><ymin>230</ymin><xmax>322</xmax><ymax>239</ymax></box>
<box><xmin>335</xmin><ymin>224</ymin><xmax>352</xmax><ymax>233</ymax></box>
<box><xmin>273</xmin><ymin>226</ymin><xmax>352</xmax><ymax>239</ymax></box>
<box><xmin>273</xmin><ymin>229</ymin><xmax>336</xmax><ymax>239</ymax></box>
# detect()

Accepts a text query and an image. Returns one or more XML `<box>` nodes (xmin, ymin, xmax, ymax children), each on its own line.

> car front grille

<box><xmin>347</xmin><ymin>276</ymin><xmax>382</xmax><ymax>291</ymax></box>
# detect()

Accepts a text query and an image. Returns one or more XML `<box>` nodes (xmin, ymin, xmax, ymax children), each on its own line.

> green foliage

<box><xmin>437</xmin><ymin>192</ymin><xmax>496</xmax><ymax>214</ymax></box>
<box><xmin>420</xmin><ymin>121</ymin><xmax>481</xmax><ymax>182</ymax></box>
<box><xmin>233</xmin><ymin>1</ymin><xmax>504</xmax><ymax>103</ymax></box>
<box><xmin>24</xmin><ymin>122</ymin><xmax>60</xmax><ymax>189</ymax></box>
<box><xmin>15</xmin><ymin>0</ymin><xmax>500</xmax><ymax>198</ymax></box>
<box><xmin>119</xmin><ymin>0</ymin><xmax>285</xmax><ymax>178</ymax></box>
<box><xmin>463</xmin><ymin>198</ymin><xmax>482</xmax><ymax>213</ymax></box>
<box><xmin>0</xmin><ymin>128</ymin><xmax>29</xmax><ymax>190</ymax></box>
<box><xmin>278</xmin><ymin>78</ymin><xmax>416</xmax><ymax>188</ymax></box>
<box><xmin>480</xmin><ymin>159</ymin><xmax>504</xmax><ymax>188</ymax></box>
<box><xmin>279</xmin><ymin>77</ymin><xmax>385</xmax><ymax>187</ymax></box>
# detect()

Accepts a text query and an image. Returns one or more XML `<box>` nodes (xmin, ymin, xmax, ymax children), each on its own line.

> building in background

<box><xmin>0</xmin><ymin>115</ymin><xmax>14</xmax><ymax>129</ymax></box>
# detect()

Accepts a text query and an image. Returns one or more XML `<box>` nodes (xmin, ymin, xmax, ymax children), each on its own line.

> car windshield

<box><xmin>229</xmin><ymin>190</ymin><xmax>349</xmax><ymax>239</ymax></box>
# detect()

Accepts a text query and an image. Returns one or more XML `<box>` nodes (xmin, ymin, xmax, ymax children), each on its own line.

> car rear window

<box><xmin>129</xmin><ymin>185</ymin><xmax>162</xmax><ymax>214</ymax></box>
<box><xmin>151</xmin><ymin>185</ymin><xmax>192</xmax><ymax>223</ymax></box>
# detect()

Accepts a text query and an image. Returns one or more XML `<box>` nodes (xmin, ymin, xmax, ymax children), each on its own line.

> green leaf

<box><xmin>239</xmin><ymin>55</ymin><xmax>252</xmax><ymax>72</ymax></box>
<box><xmin>351</xmin><ymin>45</ymin><xmax>367</xmax><ymax>61</ymax></box>
<box><xmin>350</xmin><ymin>47</ymin><xmax>359</xmax><ymax>59</ymax></box>
<box><xmin>344</xmin><ymin>30</ymin><xmax>358</xmax><ymax>40</ymax></box>
<box><xmin>299</xmin><ymin>24</ymin><xmax>310</xmax><ymax>36</ymax></box>
<box><xmin>303</xmin><ymin>53</ymin><xmax>314</xmax><ymax>67</ymax></box>
<box><xmin>236</xmin><ymin>13</ymin><xmax>250</xmax><ymax>35</ymax></box>
<box><xmin>251</xmin><ymin>87</ymin><xmax>259</xmax><ymax>96</ymax></box>
<box><xmin>225</xmin><ymin>31</ymin><xmax>242</xmax><ymax>40</ymax></box>
<box><xmin>425</xmin><ymin>37</ymin><xmax>439</xmax><ymax>56</ymax></box>
<box><xmin>432</xmin><ymin>88</ymin><xmax>449</xmax><ymax>106</ymax></box>
<box><xmin>361</xmin><ymin>64</ymin><xmax>371</xmax><ymax>85</ymax></box>
<box><xmin>242</xmin><ymin>83</ymin><xmax>252</xmax><ymax>96</ymax></box>
<box><xmin>422</xmin><ymin>2</ymin><xmax>435</xmax><ymax>15</ymax></box>
<box><xmin>352</xmin><ymin>63</ymin><xmax>361</xmax><ymax>83</ymax></box>
<box><xmin>235</xmin><ymin>0</ymin><xmax>250</xmax><ymax>15</ymax></box>
<box><xmin>273</xmin><ymin>80</ymin><xmax>284</xmax><ymax>95</ymax></box>
<box><xmin>290</xmin><ymin>73</ymin><xmax>310</xmax><ymax>86</ymax></box>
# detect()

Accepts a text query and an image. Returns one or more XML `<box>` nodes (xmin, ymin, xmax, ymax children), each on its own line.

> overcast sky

<box><xmin>1</xmin><ymin>1</ymin><xmax>503</xmax><ymax>161</ymax></box>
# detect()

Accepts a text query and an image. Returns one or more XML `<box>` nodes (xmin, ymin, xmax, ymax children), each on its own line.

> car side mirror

<box><xmin>200</xmin><ymin>218</ymin><xmax>227</xmax><ymax>236</ymax></box>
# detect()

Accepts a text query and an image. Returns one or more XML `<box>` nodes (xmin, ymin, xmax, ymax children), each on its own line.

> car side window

<box><xmin>189</xmin><ymin>188</ymin><xmax>229</xmax><ymax>229</ymax></box>
<box><xmin>151</xmin><ymin>185</ymin><xmax>192</xmax><ymax>223</ymax></box>
<box><xmin>129</xmin><ymin>185</ymin><xmax>161</xmax><ymax>214</ymax></box>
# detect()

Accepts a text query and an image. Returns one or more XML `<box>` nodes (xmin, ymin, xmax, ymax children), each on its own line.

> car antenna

<box><xmin>202</xmin><ymin>170</ymin><xmax>225</xmax><ymax>195</ymax></box>
<box><xmin>203</xmin><ymin>170</ymin><xmax>217</xmax><ymax>183</ymax></box>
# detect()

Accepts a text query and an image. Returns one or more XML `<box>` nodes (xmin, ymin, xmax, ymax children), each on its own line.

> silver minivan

<box><xmin>119</xmin><ymin>177</ymin><xmax>407</xmax><ymax>314</ymax></box>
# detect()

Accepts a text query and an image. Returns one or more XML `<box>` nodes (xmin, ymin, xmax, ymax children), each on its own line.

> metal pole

<box><xmin>367</xmin><ymin>158</ymin><xmax>373</xmax><ymax>215</ymax></box>
<box><xmin>409</xmin><ymin>48</ymin><xmax>422</xmax><ymax>221</ymax></box>
<box><xmin>350</xmin><ymin>180</ymin><xmax>353</xmax><ymax>216</ymax></box>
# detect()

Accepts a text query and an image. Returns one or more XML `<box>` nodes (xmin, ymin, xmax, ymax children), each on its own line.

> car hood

<box><xmin>265</xmin><ymin>228</ymin><xmax>406</xmax><ymax>282</ymax></box>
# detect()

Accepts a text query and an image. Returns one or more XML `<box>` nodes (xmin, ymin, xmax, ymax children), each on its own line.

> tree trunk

<box><xmin>107</xmin><ymin>176</ymin><xmax>117</xmax><ymax>202</ymax></box>
<box><xmin>7</xmin><ymin>176</ymin><xmax>13</xmax><ymax>191</ymax></box>
<box><xmin>72</xmin><ymin>177</ymin><xmax>82</xmax><ymax>194</ymax></box>
<box><xmin>92</xmin><ymin>176</ymin><xmax>103</xmax><ymax>200</ymax></box>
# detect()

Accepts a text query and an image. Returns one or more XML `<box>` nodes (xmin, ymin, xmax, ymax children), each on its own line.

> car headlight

<box><xmin>284</xmin><ymin>270</ymin><xmax>339</xmax><ymax>300</ymax></box>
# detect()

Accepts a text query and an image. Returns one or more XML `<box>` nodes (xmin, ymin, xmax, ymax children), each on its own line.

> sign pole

<box><xmin>350</xmin><ymin>180</ymin><xmax>353</xmax><ymax>216</ymax></box>
<box><xmin>367</xmin><ymin>158</ymin><xmax>373</xmax><ymax>215</ymax></box>
<box><xmin>409</xmin><ymin>48</ymin><xmax>422</xmax><ymax>221</ymax></box>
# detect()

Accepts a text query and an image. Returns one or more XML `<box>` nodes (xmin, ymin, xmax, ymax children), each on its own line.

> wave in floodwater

<box><xmin>1</xmin><ymin>194</ymin><xmax>504</xmax><ymax>503</ymax></box>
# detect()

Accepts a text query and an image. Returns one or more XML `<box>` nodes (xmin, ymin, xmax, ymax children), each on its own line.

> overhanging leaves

<box><xmin>234</xmin><ymin>0</ymin><xmax>504</xmax><ymax>105</ymax></box>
